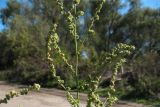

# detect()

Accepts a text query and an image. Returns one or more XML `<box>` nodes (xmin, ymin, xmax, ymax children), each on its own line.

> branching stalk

<box><xmin>74</xmin><ymin>3</ymin><xmax>80</xmax><ymax>107</ymax></box>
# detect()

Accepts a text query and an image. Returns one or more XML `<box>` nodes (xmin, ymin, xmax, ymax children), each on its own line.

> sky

<box><xmin>142</xmin><ymin>0</ymin><xmax>160</xmax><ymax>8</ymax></box>
<box><xmin>0</xmin><ymin>0</ymin><xmax>7</xmax><ymax>31</ymax></box>
<box><xmin>0</xmin><ymin>0</ymin><xmax>160</xmax><ymax>31</ymax></box>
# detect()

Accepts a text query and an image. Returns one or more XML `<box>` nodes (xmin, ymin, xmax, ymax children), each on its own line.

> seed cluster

<box><xmin>47</xmin><ymin>23</ymin><xmax>80</xmax><ymax>106</ymax></box>
<box><xmin>47</xmin><ymin>0</ymin><xmax>135</xmax><ymax>107</ymax></box>
<box><xmin>88</xmin><ymin>0</ymin><xmax>106</xmax><ymax>36</ymax></box>
<box><xmin>0</xmin><ymin>84</ymin><xmax>40</xmax><ymax>104</ymax></box>
<box><xmin>105</xmin><ymin>44</ymin><xmax>135</xmax><ymax>107</ymax></box>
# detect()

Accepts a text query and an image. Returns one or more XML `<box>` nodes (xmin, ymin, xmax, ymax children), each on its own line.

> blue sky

<box><xmin>0</xmin><ymin>0</ymin><xmax>160</xmax><ymax>31</ymax></box>
<box><xmin>142</xmin><ymin>0</ymin><xmax>160</xmax><ymax>8</ymax></box>
<box><xmin>0</xmin><ymin>0</ymin><xmax>7</xmax><ymax>31</ymax></box>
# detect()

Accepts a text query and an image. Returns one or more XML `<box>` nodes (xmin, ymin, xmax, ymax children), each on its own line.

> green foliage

<box><xmin>134</xmin><ymin>98</ymin><xmax>160</xmax><ymax>106</ymax></box>
<box><xmin>0</xmin><ymin>34</ymin><xmax>14</xmax><ymax>69</ymax></box>
<box><xmin>0</xmin><ymin>0</ymin><xmax>159</xmax><ymax>106</ymax></box>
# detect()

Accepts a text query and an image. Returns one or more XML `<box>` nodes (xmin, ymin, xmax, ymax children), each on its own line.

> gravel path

<box><xmin>0</xmin><ymin>82</ymin><xmax>151</xmax><ymax>107</ymax></box>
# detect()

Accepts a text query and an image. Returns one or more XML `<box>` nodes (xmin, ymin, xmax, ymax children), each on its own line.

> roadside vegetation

<box><xmin>0</xmin><ymin>0</ymin><xmax>160</xmax><ymax>106</ymax></box>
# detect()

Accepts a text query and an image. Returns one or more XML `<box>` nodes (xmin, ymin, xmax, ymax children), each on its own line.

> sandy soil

<box><xmin>0</xmin><ymin>81</ymin><xmax>151</xmax><ymax>107</ymax></box>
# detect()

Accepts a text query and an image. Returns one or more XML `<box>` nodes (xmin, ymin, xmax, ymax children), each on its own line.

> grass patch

<box><xmin>97</xmin><ymin>87</ymin><xmax>160</xmax><ymax>106</ymax></box>
<box><xmin>129</xmin><ymin>98</ymin><xmax>160</xmax><ymax>106</ymax></box>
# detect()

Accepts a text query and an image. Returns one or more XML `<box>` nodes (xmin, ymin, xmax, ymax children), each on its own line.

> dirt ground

<box><xmin>0</xmin><ymin>81</ymin><xmax>151</xmax><ymax>107</ymax></box>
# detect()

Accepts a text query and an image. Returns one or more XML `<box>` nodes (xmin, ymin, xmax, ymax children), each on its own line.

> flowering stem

<box><xmin>74</xmin><ymin>3</ymin><xmax>79</xmax><ymax>106</ymax></box>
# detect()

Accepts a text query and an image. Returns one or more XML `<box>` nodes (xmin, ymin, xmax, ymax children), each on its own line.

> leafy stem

<box><xmin>74</xmin><ymin>3</ymin><xmax>80</xmax><ymax>106</ymax></box>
